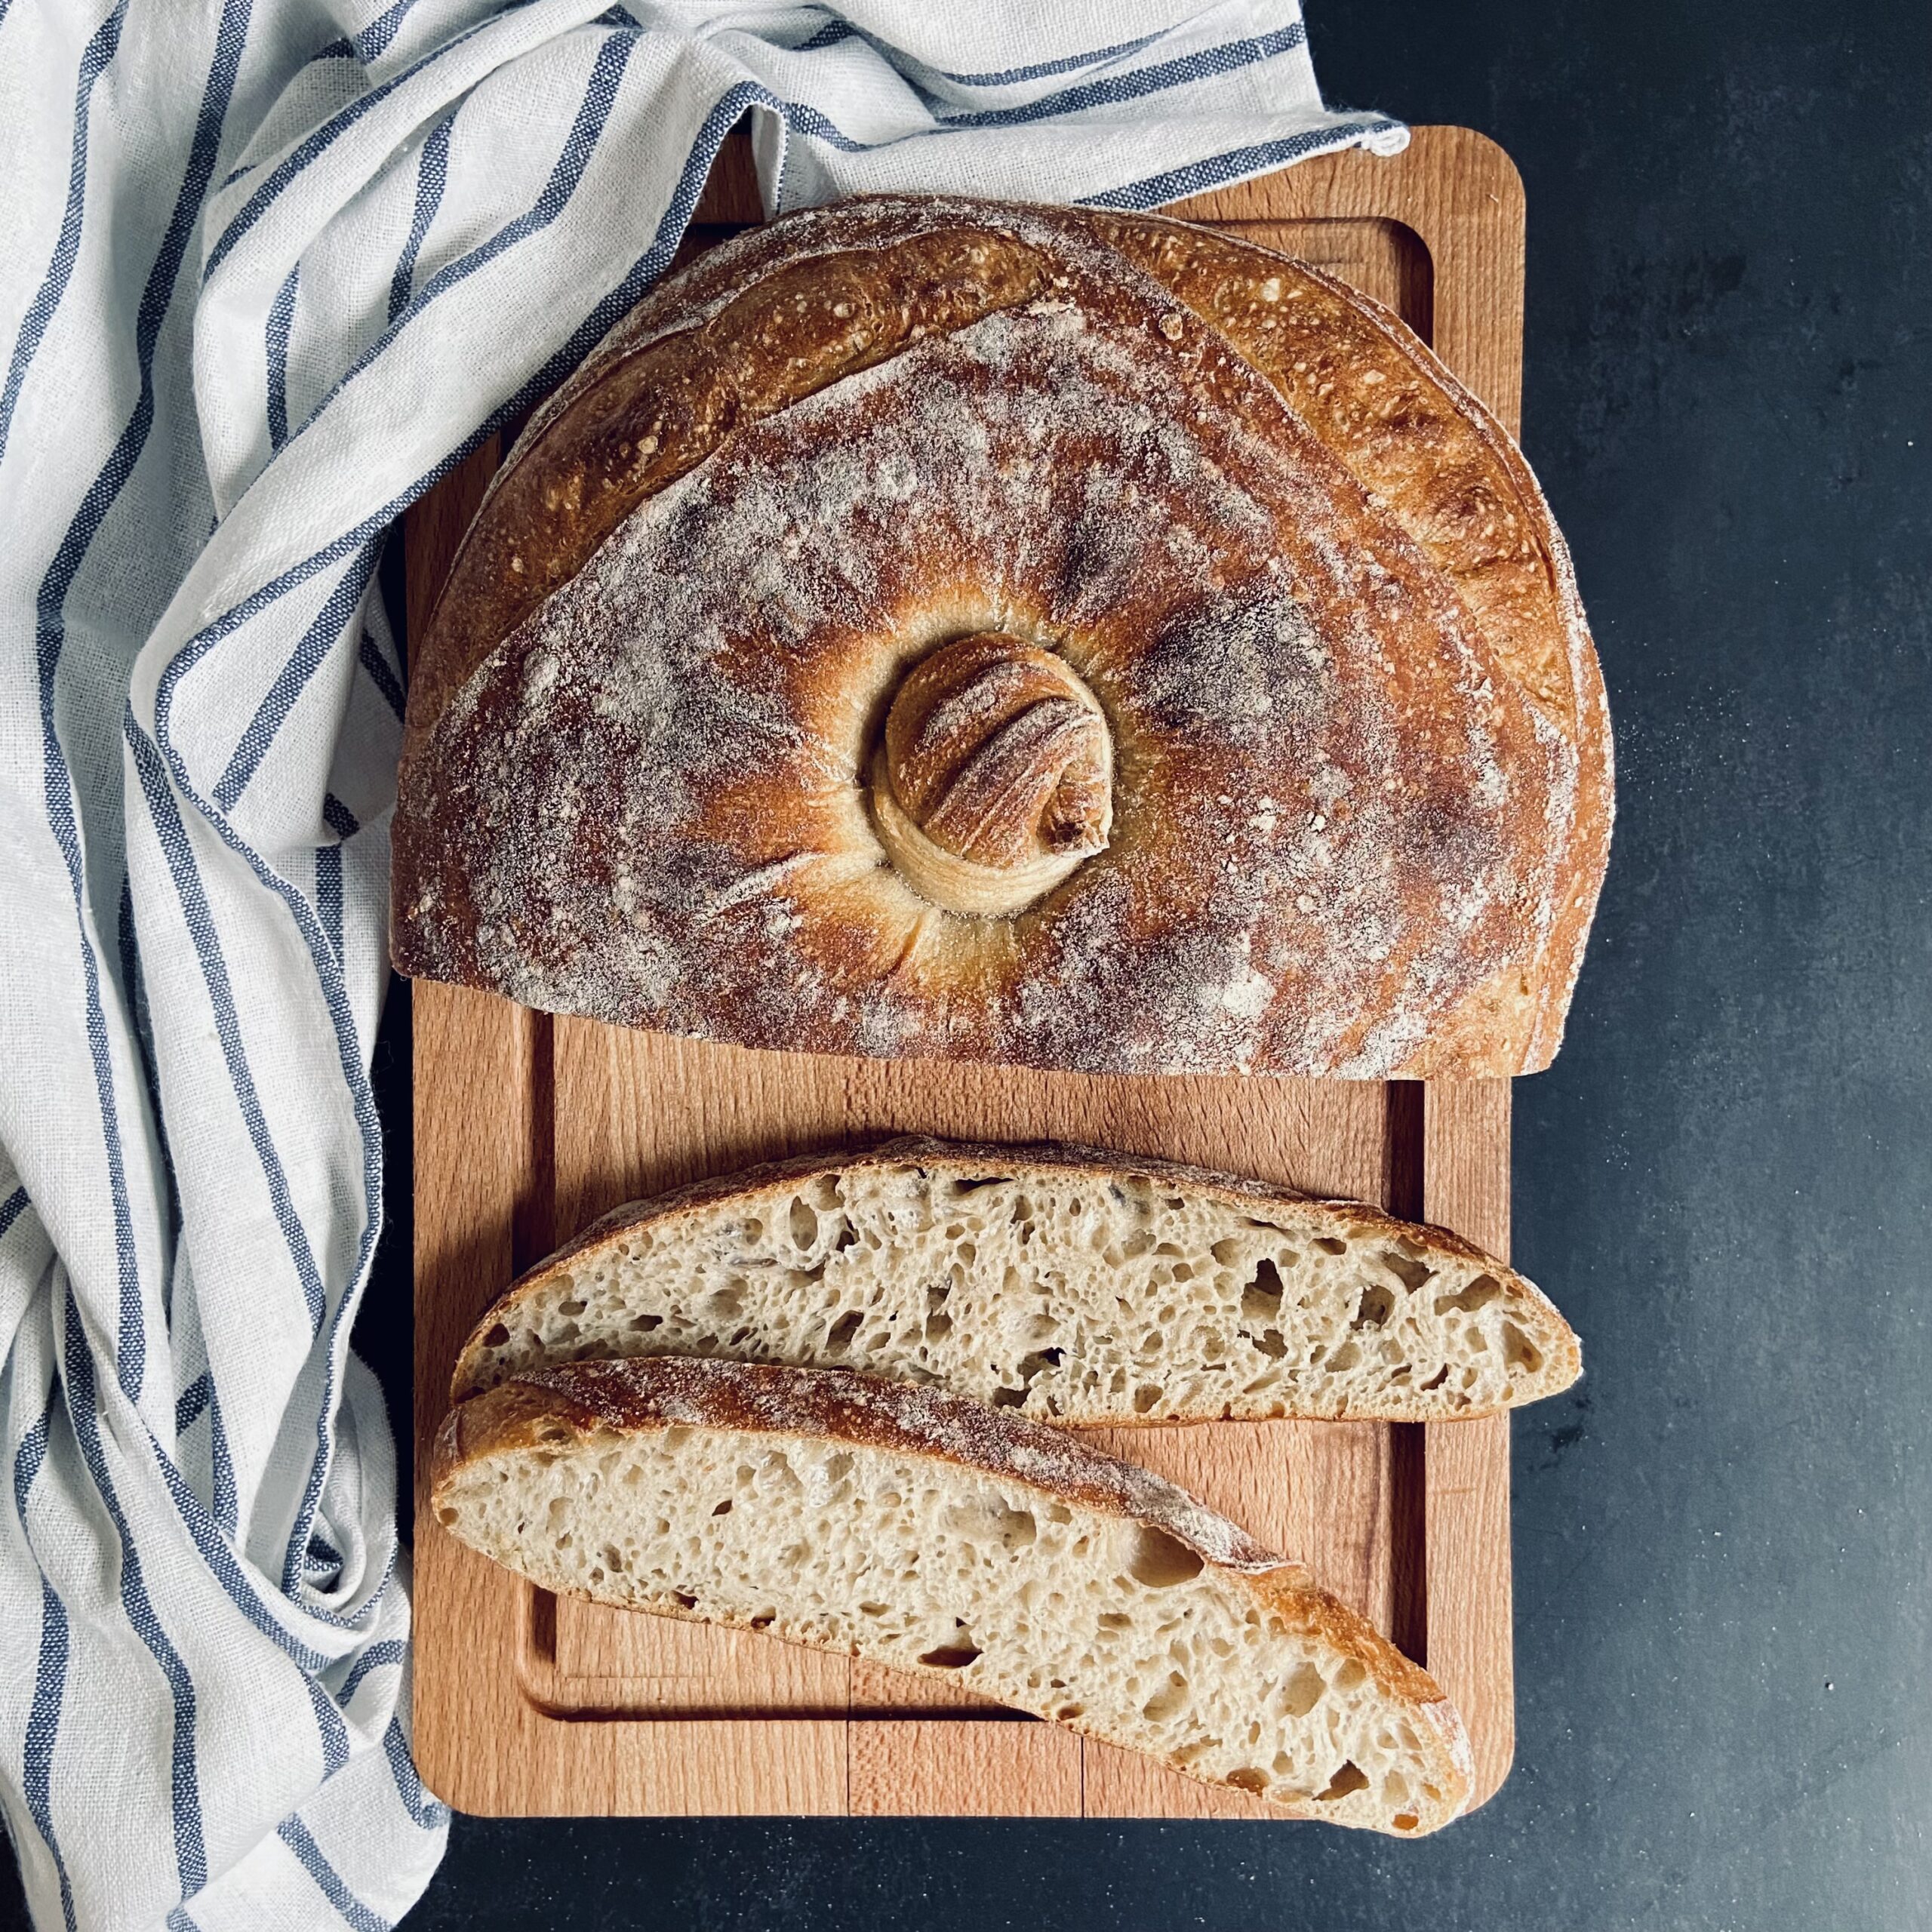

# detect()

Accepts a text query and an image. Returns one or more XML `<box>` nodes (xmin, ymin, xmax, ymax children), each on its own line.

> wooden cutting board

<box><xmin>409</xmin><ymin>124</ymin><xmax>1522</xmax><ymax>1820</ymax></box>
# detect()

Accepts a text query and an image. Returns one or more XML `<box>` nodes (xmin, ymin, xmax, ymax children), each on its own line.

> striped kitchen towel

<box><xmin>0</xmin><ymin>3</ymin><xmax>1401</xmax><ymax>1927</ymax></box>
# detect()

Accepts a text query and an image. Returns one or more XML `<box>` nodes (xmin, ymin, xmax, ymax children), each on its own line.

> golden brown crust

<box><xmin>871</xmin><ymin>634</ymin><xmax>1112</xmax><ymax>914</ymax></box>
<box><xmin>395</xmin><ymin>196</ymin><xmax>1611</xmax><ymax>1078</ymax></box>
<box><xmin>432</xmin><ymin>1355</ymin><xmax>1470</xmax><ymax>1823</ymax></box>
<box><xmin>1087</xmin><ymin>218</ymin><xmax>1571</xmax><ymax>718</ymax></box>
<box><xmin>441</xmin><ymin>1355</ymin><xmax>1286</xmax><ymax>1570</ymax></box>
<box><xmin>402</xmin><ymin>218</ymin><xmax>1054</xmax><ymax>774</ymax></box>
<box><xmin>448</xmin><ymin>1133</ymin><xmax>1580</xmax><ymax>1409</ymax></box>
<box><xmin>881</xmin><ymin>636</ymin><xmax>1110</xmax><ymax>865</ymax></box>
<box><xmin>1081</xmin><ymin>211</ymin><xmax>1613</xmax><ymax>1069</ymax></box>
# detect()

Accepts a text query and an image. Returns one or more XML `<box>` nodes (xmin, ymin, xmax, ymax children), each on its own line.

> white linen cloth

<box><xmin>0</xmin><ymin>4</ymin><xmax>1401</xmax><ymax>1925</ymax></box>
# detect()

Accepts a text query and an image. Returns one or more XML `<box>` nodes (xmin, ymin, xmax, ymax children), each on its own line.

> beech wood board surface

<box><xmin>409</xmin><ymin>124</ymin><xmax>1523</xmax><ymax>1822</ymax></box>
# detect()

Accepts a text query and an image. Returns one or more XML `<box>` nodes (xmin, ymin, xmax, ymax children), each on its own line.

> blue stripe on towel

<box><xmin>16</xmin><ymin>1411</ymin><xmax>78</xmax><ymax>1932</ymax></box>
<box><xmin>1083</xmin><ymin>117</ymin><xmax>1403</xmax><ymax>210</ymax></box>
<box><xmin>174</xmin><ymin>1372</ymin><xmax>211</xmax><ymax>1434</ymax></box>
<box><xmin>0</xmin><ymin>2</ymin><xmax>131</xmax><ymax>468</ymax></box>
<box><xmin>358</xmin><ymin>629</ymin><xmax>408</xmax><ymax>719</ymax></box>
<box><xmin>117</xmin><ymin>879</ymin><xmax>180</xmax><ymax>1297</ymax></box>
<box><xmin>790</xmin><ymin>17</ymin><xmax>1169</xmax><ymax>87</ymax></box>
<box><xmin>0</xmin><ymin>1186</ymin><xmax>31</xmax><ymax>1241</ymax></box>
<box><xmin>170</xmin><ymin>1373</ymin><xmax>242</xmax><ymax>1531</ymax></box>
<box><xmin>266</xmin><ymin>263</ymin><xmax>301</xmax><ymax>451</ymax></box>
<box><xmin>389</xmin><ymin>115</ymin><xmax>454</xmax><ymax>323</ymax></box>
<box><xmin>278</xmin><ymin>1817</ymin><xmax>390</xmax><ymax>1931</ymax></box>
<box><xmin>337</xmin><ymin>1637</ymin><xmax>407</xmax><ymax>1706</ymax></box>
<box><xmin>663</xmin><ymin>27</ymin><xmax>1312</xmax><ymax>165</ymax></box>
<box><xmin>307</xmin><ymin>1674</ymin><xmax>351</xmax><ymax>1777</ymax></box>
<box><xmin>129</xmin><ymin>726</ymin><xmax>331</xmax><ymax>1334</ymax></box>
<box><xmin>318</xmin><ymin>845</ymin><xmax>345</xmax><ymax>964</ymax></box>
<box><xmin>207</xmin><ymin>1384</ymin><xmax>238</xmax><ymax>1537</ymax></box>
<box><xmin>935</xmin><ymin>24</ymin><xmax>1308</xmax><ymax>130</ymax></box>
<box><xmin>383</xmin><ymin>1718</ymin><xmax>449</xmax><ymax>1829</ymax></box>
<box><xmin>318</xmin><ymin>793</ymin><xmax>359</xmax><ymax>964</ymax></box>
<box><xmin>214</xmin><ymin>546</ymin><xmax>380</xmax><ymax>809</ymax></box>
<box><xmin>354</xmin><ymin>0</ymin><xmax>421</xmax><ymax>65</ymax></box>
<box><xmin>63</xmin><ymin>1299</ymin><xmax>207</xmax><ymax>1896</ymax></box>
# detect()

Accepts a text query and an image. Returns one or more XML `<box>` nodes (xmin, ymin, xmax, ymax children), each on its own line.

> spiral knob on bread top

<box><xmin>393</xmin><ymin>197</ymin><xmax>1612</xmax><ymax>1078</ymax></box>
<box><xmin>871</xmin><ymin>634</ymin><xmax>1112</xmax><ymax>917</ymax></box>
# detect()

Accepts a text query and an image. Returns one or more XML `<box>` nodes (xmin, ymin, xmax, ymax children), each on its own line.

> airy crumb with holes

<box><xmin>432</xmin><ymin>1356</ymin><xmax>1473</xmax><ymax>1834</ymax></box>
<box><xmin>451</xmin><ymin>1137</ymin><xmax>1580</xmax><ymax>1421</ymax></box>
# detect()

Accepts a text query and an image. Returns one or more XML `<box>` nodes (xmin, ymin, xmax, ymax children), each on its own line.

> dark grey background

<box><xmin>8</xmin><ymin>2</ymin><xmax>1925</xmax><ymax>1927</ymax></box>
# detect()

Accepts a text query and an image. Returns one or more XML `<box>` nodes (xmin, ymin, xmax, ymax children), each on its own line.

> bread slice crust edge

<box><xmin>432</xmin><ymin>1356</ymin><xmax>1475</xmax><ymax>1832</ymax></box>
<box><xmin>450</xmin><ymin>1135</ymin><xmax>1581</xmax><ymax>1420</ymax></box>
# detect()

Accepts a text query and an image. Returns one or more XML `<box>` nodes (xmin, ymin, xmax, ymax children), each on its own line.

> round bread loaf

<box><xmin>392</xmin><ymin>196</ymin><xmax>1611</xmax><ymax>1077</ymax></box>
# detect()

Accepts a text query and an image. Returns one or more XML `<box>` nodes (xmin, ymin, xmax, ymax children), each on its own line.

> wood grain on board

<box><xmin>411</xmin><ymin>123</ymin><xmax>1524</xmax><ymax>1820</ymax></box>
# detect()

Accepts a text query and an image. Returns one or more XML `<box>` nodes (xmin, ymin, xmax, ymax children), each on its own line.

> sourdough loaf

<box><xmin>431</xmin><ymin>1357</ymin><xmax>1473</xmax><ymax>1832</ymax></box>
<box><xmin>453</xmin><ymin>1137</ymin><xmax>1579</xmax><ymax>1420</ymax></box>
<box><xmin>394</xmin><ymin>197</ymin><xmax>1611</xmax><ymax>1077</ymax></box>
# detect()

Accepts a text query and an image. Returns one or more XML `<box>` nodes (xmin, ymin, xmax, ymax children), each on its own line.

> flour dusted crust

<box><xmin>394</xmin><ymin>197</ymin><xmax>1611</xmax><ymax>1078</ymax></box>
<box><xmin>1079</xmin><ymin>212</ymin><xmax>1613</xmax><ymax>1069</ymax></box>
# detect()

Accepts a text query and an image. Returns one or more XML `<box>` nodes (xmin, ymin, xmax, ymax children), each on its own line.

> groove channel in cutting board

<box><xmin>410</xmin><ymin>124</ymin><xmax>1521</xmax><ymax>1820</ymax></box>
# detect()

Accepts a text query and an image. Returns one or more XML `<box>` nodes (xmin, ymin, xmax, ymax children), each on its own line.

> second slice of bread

<box><xmin>432</xmin><ymin>1357</ymin><xmax>1473</xmax><ymax>1832</ymax></box>
<box><xmin>453</xmin><ymin>1137</ymin><xmax>1578</xmax><ymax>1420</ymax></box>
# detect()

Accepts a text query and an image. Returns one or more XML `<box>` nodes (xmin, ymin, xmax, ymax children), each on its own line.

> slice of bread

<box><xmin>452</xmin><ymin>1137</ymin><xmax>1578</xmax><ymax>1420</ymax></box>
<box><xmin>432</xmin><ymin>1357</ymin><xmax>1473</xmax><ymax>1832</ymax></box>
